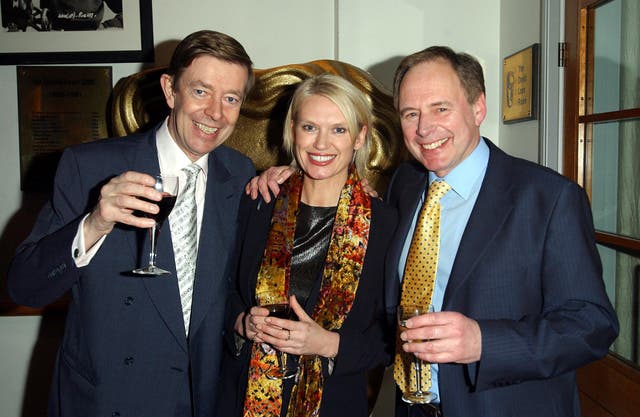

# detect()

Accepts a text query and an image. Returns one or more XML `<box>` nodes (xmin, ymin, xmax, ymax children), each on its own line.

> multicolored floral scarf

<box><xmin>242</xmin><ymin>166</ymin><xmax>371</xmax><ymax>417</ymax></box>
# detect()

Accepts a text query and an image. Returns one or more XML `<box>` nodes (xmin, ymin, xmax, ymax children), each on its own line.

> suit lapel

<box><xmin>385</xmin><ymin>166</ymin><xmax>428</xmax><ymax>311</ymax></box>
<box><xmin>443</xmin><ymin>142</ymin><xmax>515</xmax><ymax>307</ymax></box>
<box><xmin>127</xmin><ymin>130</ymin><xmax>188</xmax><ymax>352</ymax></box>
<box><xmin>188</xmin><ymin>152</ymin><xmax>239</xmax><ymax>337</ymax></box>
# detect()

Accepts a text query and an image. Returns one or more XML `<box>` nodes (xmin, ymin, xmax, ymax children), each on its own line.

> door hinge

<box><xmin>558</xmin><ymin>42</ymin><xmax>567</xmax><ymax>67</ymax></box>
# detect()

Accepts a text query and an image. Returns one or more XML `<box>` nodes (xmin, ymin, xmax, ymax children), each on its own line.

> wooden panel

<box><xmin>580</xmin><ymin>0</ymin><xmax>606</xmax><ymax>8</ymax></box>
<box><xmin>595</xmin><ymin>232</ymin><xmax>640</xmax><ymax>257</ymax></box>
<box><xmin>562</xmin><ymin>0</ymin><xmax>580</xmax><ymax>180</ymax></box>
<box><xmin>579</xmin><ymin>108</ymin><xmax>640</xmax><ymax>124</ymax></box>
<box><xmin>567</xmin><ymin>0</ymin><xmax>640</xmax><ymax>414</ymax></box>
<box><xmin>580</xmin><ymin>392</ymin><xmax>615</xmax><ymax>417</ymax></box>
<box><xmin>578</xmin><ymin>355</ymin><xmax>640</xmax><ymax>417</ymax></box>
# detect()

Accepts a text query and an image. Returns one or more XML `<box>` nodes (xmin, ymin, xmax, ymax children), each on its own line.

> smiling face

<box><xmin>398</xmin><ymin>58</ymin><xmax>486</xmax><ymax>177</ymax></box>
<box><xmin>160</xmin><ymin>55</ymin><xmax>248</xmax><ymax>161</ymax></box>
<box><xmin>293</xmin><ymin>94</ymin><xmax>366</xmax><ymax>194</ymax></box>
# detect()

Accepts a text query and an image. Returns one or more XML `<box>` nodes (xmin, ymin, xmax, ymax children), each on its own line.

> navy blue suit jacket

<box><xmin>385</xmin><ymin>139</ymin><xmax>618</xmax><ymax>417</ymax></box>
<box><xmin>8</xmin><ymin>127</ymin><xmax>255</xmax><ymax>417</ymax></box>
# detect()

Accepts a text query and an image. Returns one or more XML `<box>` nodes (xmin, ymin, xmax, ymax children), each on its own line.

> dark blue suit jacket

<box><xmin>385</xmin><ymin>139</ymin><xmax>618</xmax><ymax>417</ymax></box>
<box><xmin>8</xmin><ymin>127</ymin><xmax>255</xmax><ymax>417</ymax></box>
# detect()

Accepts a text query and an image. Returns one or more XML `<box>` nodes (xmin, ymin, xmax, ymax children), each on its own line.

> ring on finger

<box><xmin>286</xmin><ymin>329</ymin><xmax>291</xmax><ymax>341</ymax></box>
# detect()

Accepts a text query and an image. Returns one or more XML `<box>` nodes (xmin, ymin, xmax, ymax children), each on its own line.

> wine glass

<box><xmin>255</xmin><ymin>289</ymin><xmax>298</xmax><ymax>380</ymax></box>
<box><xmin>132</xmin><ymin>175</ymin><xmax>179</xmax><ymax>276</ymax></box>
<box><xmin>397</xmin><ymin>304</ymin><xmax>437</xmax><ymax>404</ymax></box>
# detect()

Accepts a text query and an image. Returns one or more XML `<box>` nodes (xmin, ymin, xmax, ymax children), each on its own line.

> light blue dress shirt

<box><xmin>397</xmin><ymin>138</ymin><xmax>489</xmax><ymax>401</ymax></box>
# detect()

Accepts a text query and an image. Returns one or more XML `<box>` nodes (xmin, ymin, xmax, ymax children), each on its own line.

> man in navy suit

<box><xmin>8</xmin><ymin>30</ymin><xmax>255</xmax><ymax>417</ymax></box>
<box><xmin>386</xmin><ymin>46</ymin><xmax>618</xmax><ymax>416</ymax></box>
<box><xmin>249</xmin><ymin>46</ymin><xmax>619</xmax><ymax>417</ymax></box>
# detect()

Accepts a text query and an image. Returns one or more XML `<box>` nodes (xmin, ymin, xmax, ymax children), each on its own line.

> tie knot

<box><xmin>182</xmin><ymin>163</ymin><xmax>201</xmax><ymax>182</ymax></box>
<box><xmin>426</xmin><ymin>180</ymin><xmax>451</xmax><ymax>206</ymax></box>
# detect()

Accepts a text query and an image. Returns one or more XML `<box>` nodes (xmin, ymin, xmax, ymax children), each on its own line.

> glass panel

<box><xmin>592</xmin><ymin>0</ymin><xmax>640</xmax><ymax>113</ymax></box>
<box><xmin>590</xmin><ymin>118</ymin><xmax>640</xmax><ymax>240</ymax></box>
<box><xmin>598</xmin><ymin>244</ymin><xmax>639</xmax><ymax>366</ymax></box>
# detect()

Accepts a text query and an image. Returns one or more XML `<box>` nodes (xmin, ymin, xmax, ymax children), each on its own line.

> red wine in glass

<box><xmin>139</xmin><ymin>193</ymin><xmax>177</xmax><ymax>224</ymax></box>
<box><xmin>255</xmin><ymin>291</ymin><xmax>298</xmax><ymax>380</ymax></box>
<box><xmin>263</xmin><ymin>303</ymin><xmax>291</xmax><ymax>320</ymax></box>
<box><xmin>132</xmin><ymin>175</ymin><xmax>179</xmax><ymax>276</ymax></box>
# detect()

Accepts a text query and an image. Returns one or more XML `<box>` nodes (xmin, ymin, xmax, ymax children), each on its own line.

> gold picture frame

<box><xmin>502</xmin><ymin>43</ymin><xmax>539</xmax><ymax>123</ymax></box>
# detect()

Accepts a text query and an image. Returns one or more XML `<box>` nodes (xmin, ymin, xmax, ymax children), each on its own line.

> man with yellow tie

<box><xmin>247</xmin><ymin>45</ymin><xmax>619</xmax><ymax>417</ymax></box>
<box><xmin>385</xmin><ymin>46</ymin><xmax>618</xmax><ymax>417</ymax></box>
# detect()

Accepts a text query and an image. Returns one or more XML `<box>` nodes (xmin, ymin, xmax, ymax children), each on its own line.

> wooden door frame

<box><xmin>564</xmin><ymin>1</ymin><xmax>640</xmax><ymax>416</ymax></box>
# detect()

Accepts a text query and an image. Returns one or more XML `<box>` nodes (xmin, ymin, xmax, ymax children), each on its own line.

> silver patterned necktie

<box><xmin>170</xmin><ymin>163</ymin><xmax>201</xmax><ymax>335</ymax></box>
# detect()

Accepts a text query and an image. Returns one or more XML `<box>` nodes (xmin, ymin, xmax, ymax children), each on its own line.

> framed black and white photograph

<box><xmin>0</xmin><ymin>0</ymin><xmax>153</xmax><ymax>65</ymax></box>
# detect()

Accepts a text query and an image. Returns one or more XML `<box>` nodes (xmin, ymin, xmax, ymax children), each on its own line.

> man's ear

<box><xmin>473</xmin><ymin>93</ymin><xmax>487</xmax><ymax>126</ymax></box>
<box><xmin>160</xmin><ymin>74</ymin><xmax>176</xmax><ymax>109</ymax></box>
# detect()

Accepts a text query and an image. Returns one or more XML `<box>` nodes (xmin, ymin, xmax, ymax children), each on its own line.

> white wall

<box><xmin>499</xmin><ymin>0</ymin><xmax>542</xmax><ymax>161</ymax></box>
<box><xmin>0</xmin><ymin>316</ymin><xmax>41</xmax><ymax>417</ymax></box>
<box><xmin>338</xmin><ymin>0</ymin><xmax>501</xmax><ymax>144</ymax></box>
<box><xmin>0</xmin><ymin>1</ymin><xmax>539</xmax><ymax>416</ymax></box>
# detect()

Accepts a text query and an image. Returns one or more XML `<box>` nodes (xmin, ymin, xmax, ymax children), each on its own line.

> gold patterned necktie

<box><xmin>393</xmin><ymin>180</ymin><xmax>451</xmax><ymax>396</ymax></box>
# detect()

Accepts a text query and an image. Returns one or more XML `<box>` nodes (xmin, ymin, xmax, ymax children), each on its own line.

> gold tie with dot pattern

<box><xmin>393</xmin><ymin>180</ymin><xmax>451</xmax><ymax>396</ymax></box>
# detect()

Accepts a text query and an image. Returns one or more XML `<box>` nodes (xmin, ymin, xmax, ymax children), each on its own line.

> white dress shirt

<box><xmin>397</xmin><ymin>137</ymin><xmax>489</xmax><ymax>400</ymax></box>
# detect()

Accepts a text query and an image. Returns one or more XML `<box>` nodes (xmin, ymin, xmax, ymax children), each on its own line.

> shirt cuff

<box><xmin>72</xmin><ymin>213</ymin><xmax>106</xmax><ymax>267</ymax></box>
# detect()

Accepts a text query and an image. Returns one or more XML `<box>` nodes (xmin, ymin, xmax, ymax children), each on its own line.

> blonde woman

<box><xmin>218</xmin><ymin>73</ymin><xmax>397</xmax><ymax>416</ymax></box>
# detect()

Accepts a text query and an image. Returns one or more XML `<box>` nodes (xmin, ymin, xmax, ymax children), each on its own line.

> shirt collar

<box><xmin>429</xmin><ymin>136</ymin><xmax>489</xmax><ymax>200</ymax></box>
<box><xmin>156</xmin><ymin>118</ymin><xmax>209</xmax><ymax>178</ymax></box>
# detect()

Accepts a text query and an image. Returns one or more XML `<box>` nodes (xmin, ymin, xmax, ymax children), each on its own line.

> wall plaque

<box><xmin>502</xmin><ymin>43</ymin><xmax>539</xmax><ymax>123</ymax></box>
<box><xmin>17</xmin><ymin>66</ymin><xmax>112</xmax><ymax>191</ymax></box>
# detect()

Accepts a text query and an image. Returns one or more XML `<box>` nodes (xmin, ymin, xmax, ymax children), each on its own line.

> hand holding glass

<box><xmin>256</xmin><ymin>290</ymin><xmax>298</xmax><ymax>380</ymax></box>
<box><xmin>397</xmin><ymin>304</ymin><xmax>437</xmax><ymax>404</ymax></box>
<box><xmin>132</xmin><ymin>175</ymin><xmax>179</xmax><ymax>276</ymax></box>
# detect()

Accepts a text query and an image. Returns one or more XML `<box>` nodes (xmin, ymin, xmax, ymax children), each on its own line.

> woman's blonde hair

<box><xmin>282</xmin><ymin>73</ymin><xmax>372</xmax><ymax>175</ymax></box>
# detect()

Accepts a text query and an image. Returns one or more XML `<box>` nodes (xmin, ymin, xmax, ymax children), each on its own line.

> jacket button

<box><xmin>124</xmin><ymin>296</ymin><xmax>134</xmax><ymax>306</ymax></box>
<box><xmin>124</xmin><ymin>357</ymin><xmax>134</xmax><ymax>366</ymax></box>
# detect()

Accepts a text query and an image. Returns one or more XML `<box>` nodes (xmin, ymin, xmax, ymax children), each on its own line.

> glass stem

<box><xmin>148</xmin><ymin>223</ymin><xmax>159</xmax><ymax>267</ymax></box>
<box><xmin>278</xmin><ymin>351</ymin><xmax>287</xmax><ymax>371</ymax></box>
<box><xmin>414</xmin><ymin>358</ymin><xmax>424</xmax><ymax>394</ymax></box>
